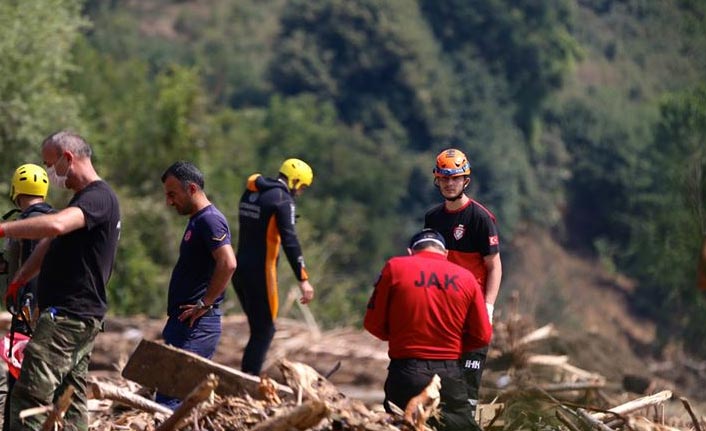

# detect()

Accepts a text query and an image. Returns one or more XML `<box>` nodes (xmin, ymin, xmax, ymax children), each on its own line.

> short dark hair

<box><xmin>409</xmin><ymin>228</ymin><xmax>446</xmax><ymax>251</ymax></box>
<box><xmin>161</xmin><ymin>161</ymin><xmax>205</xmax><ymax>189</ymax></box>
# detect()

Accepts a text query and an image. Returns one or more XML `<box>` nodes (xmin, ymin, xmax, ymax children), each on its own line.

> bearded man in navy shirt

<box><xmin>158</xmin><ymin>161</ymin><xmax>237</xmax><ymax>409</ymax></box>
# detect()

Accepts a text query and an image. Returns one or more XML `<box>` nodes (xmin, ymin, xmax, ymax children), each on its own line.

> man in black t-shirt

<box><xmin>0</xmin><ymin>131</ymin><xmax>121</xmax><ymax>431</ymax></box>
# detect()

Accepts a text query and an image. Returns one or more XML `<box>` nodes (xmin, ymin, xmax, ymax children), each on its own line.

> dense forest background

<box><xmin>1</xmin><ymin>0</ymin><xmax>705</xmax><ymax>357</ymax></box>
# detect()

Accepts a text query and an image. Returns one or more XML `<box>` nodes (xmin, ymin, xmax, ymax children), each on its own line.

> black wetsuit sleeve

<box><xmin>274</xmin><ymin>197</ymin><xmax>308</xmax><ymax>281</ymax></box>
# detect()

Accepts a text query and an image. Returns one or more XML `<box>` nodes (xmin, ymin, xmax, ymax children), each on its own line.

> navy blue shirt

<box><xmin>167</xmin><ymin>205</ymin><xmax>231</xmax><ymax>316</ymax></box>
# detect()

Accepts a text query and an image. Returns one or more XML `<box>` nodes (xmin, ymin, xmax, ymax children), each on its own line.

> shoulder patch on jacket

<box><xmin>246</xmin><ymin>173</ymin><xmax>262</xmax><ymax>192</ymax></box>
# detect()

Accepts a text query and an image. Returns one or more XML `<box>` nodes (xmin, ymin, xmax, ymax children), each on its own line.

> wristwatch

<box><xmin>196</xmin><ymin>299</ymin><xmax>213</xmax><ymax>310</ymax></box>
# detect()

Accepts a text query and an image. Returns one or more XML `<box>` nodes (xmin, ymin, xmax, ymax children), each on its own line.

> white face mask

<box><xmin>47</xmin><ymin>155</ymin><xmax>69</xmax><ymax>189</ymax></box>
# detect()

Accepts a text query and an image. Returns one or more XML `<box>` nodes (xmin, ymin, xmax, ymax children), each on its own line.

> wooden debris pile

<box><xmin>13</xmin><ymin>295</ymin><xmax>706</xmax><ymax>430</ymax></box>
<box><xmin>83</xmin><ymin>340</ymin><xmax>438</xmax><ymax>431</ymax></box>
<box><xmin>476</xmin><ymin>292</ymin><xmax>706</xmax><ymax>430</ymax></box>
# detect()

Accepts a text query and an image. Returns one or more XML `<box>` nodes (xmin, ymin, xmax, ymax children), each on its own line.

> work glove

<box><xmin>485</xmin><ymin>302</ymin><xmax>494</xmax><ymax>325</ymax></box>
<box><xmin>4</xmin><ymin>279</ymin><xmax>25</xmax><ymax>314</ymax></box>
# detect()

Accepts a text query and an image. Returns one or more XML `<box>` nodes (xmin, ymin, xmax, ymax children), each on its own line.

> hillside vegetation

<box><xmin>1</xmin><ymin>0</ymin><xmax>705</xmax><ymax>358</ymax></box>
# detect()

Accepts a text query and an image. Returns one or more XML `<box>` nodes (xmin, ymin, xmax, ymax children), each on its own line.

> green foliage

<box><xmin>626</xmin><ymin>84</ymin><xmax>706</xmax><ymax>355</ymax></box>
<box><xmin>171</xmin><ymin>0</ymin><xmax>285</xmax><ymax>106</ymax></box>
<box><xmin>420</xmin><ymin>0</ymin><xmax>582</xmax><ymax>141</ymax></box>
<box><xmin>70</xmin><ymin>40</ymin><xmax>209</xmax><ymax>192</ymax></box>
<box><xmin>0</xmin><ymin>0</ymin><xmax>87</xmax><ymax>173</ymax></box>
<box><xmin>441</xmin><ymin>51</ymin><xmax>535</xmax><ymax>234</ymax></box>
<box><xmin>270</xmin><ymin>0</ymin><xmax>455</xmax><ymax>150</ymax></box>
<box><xmin>551</xmin><ymin>91</ymin><xmax>657</xmax><ymax>250</ymax></box>
<box><xmin>108</xmin><ymin>192</ymin><xmax>173</xmax><ymax>317</ymax></box>
<box><xmin>16</xmin><ymin>0</ymin><xmax>702</xmax><ymax>353</ymax></box>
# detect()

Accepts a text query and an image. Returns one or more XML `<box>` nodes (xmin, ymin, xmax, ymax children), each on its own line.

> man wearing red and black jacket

<box><xmin>424</xmin><ymin>148</ymin><xmax>502</xmax><ymax>414</ymax></box>
<box><xmin>364</xmin><ymin>229</ymin><xmax>491</xmax><ymax>431</ymax></box>
<box><xmin>233</xmin><ymin>159</ymin><xmax>315</xmax><ymax>376</ymax></box>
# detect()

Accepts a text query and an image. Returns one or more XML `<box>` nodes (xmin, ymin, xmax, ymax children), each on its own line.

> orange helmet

<box><xmin>433</xmin><ymin>149</ymin><xmax>471</xmax><ymax>177</ymax></box>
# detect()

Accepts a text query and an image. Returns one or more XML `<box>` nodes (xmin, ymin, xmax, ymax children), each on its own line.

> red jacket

<box><xmin>364</xmin><ymin>250</ymin><xmax>492</xmax><ymax>359</ymax></box>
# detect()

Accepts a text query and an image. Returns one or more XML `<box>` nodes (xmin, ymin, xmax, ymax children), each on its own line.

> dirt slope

<box><xmin>502</xmin><ymin>231</ymin><xmax>654</xmax><ymax>378</ymax></box>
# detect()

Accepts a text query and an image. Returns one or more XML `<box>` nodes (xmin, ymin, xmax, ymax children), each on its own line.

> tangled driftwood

<box><xmin>86</xmin><ymin>356</ymin><xmax>434</xmax><ymax>431</ymax></box>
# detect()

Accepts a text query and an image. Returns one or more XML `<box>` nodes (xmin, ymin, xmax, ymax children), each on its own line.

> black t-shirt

<box><xmin>424</xmin><ymin>199</ymin><xmax>499</xmax><ymax>294</ymax></box>
<box><xmin>38</xmin><ymin>181</ymin><xmax>121</xmax><ymax>320</ymax></box>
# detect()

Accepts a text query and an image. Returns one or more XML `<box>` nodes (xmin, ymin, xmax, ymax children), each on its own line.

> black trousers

<box><xmin>233</xmin><ymin>272</ymin><xmax>276</xmax><ymax>376</ymax></box>
<box><xmin>460</xmin><ymin>346</ymin><xmax>489</xmax><ymax>412</ymax></box>
<box><xmin>384</xmin><ymin>358</ymin><xmax>481</xmax><ymax>431</ymax></box>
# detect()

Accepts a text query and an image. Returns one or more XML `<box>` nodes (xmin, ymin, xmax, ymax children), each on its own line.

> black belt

<box><xmin>391</xmin><ymin>358</ymin><xmax>459</xmax><ymax>370</ymax></box>
<box><xmin>43</xmin><ymin>307</ymin><xmax>104</xmax><ymax>330</ymax></box>
<box><xmin>45</xmin><ymin>307</ymin><xmax>85</xmax><ymax>321</ymax></box>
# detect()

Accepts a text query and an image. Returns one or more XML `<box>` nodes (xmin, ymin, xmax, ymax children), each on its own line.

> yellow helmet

<box><xmin>279</xmin><ymin>159</ymin><xmax>313</xmax><ymax>191</ymax></box>
<box><xmin>433</xmin><ymin>148</ymin><xmax>471</xmax><ymax>177</ymax></box>
<box><xmin>10</xmin><ymin>164</ymin><xmax>49</xmax><ymax>202</ymax></box>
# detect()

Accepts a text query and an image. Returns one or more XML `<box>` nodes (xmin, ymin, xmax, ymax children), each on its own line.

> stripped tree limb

<box><xmin>88</xmin><ymin>380</ymin><xmax>173</xmax><ymax>416</ymax></box>
<box><xmin>249</xmin><ymin>399</ymin><xmax>328</xmax><ymax>431</ymax></box>
<box><xmin>577</xmin><ymin>408</ymin><xmax>614</xmax><ymax>431</ymax></box>
<box><xmin>40</xmin><ymin>385</ymin><xmax>74</xmax><ymax>431</ymax></box>
<box><xmin>538</xmin><ymin>381</ymin><xmax>606</xmax><ymax>392</ymax></box>
<box><xmin>526</xmin><ymin>354</ymin><xmax>570</xmax><ymax>366</ymax></box>
<box><xmin>19</xmin><ymin>406</ymin><xmax>54</xmax><ymax>422</ymax></box>
<box><xmin>526</xmin><ymin>355</ymin><xmax>606</xmax><ymax>383</ymax></box>
<box><xmin>678</xmin><ymin>396</ymin><xmax>703</xmax><ymax>431</ymax></box>
<box><xmin>156</xmin><ymin>373</ymin><xmax>219</xmax><ymax>431</ymax></box>
<box><xmin>515</xmin><ymin>324</ymin><xmax>558</xmax><ymax>347</ymax></box>
<box><xmin>555</xmin><ymin>409</ymin><xmax>582</xmax><ymax>431</ymax></box>
<box><xmin>592</xmin><ymin>390</ymin><xmax>672</xmax><ymax>422</ymax></box>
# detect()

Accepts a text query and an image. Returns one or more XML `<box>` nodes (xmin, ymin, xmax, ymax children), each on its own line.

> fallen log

<box><xmin>156</xmin><ymin>373</ymin><xmax>219</xmax><ymax>431</ymax></box>
<box><xmin>88</xmin><ymin>380</ymin><xmax>173</xmax><ymax>416</ymax></box>
<box><xmin>122</xmin><ymin>339</ymin><xmax>293</xmax><ymax>400</ymax></box>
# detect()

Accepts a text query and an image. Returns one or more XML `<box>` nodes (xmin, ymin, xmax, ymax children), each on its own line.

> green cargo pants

<box><xmin>9</xmin><ymin>312</ymin><xmax>101</xmax><ymax>431</ymax></box>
